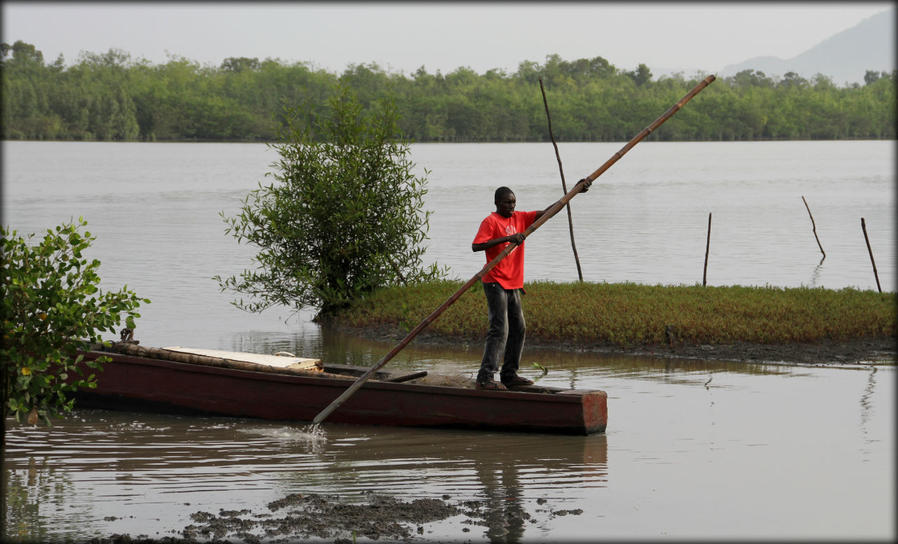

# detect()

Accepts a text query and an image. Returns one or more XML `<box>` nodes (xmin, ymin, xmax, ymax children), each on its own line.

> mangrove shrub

<box><xmin>1</xmin><ymin>219</ymin><xmax>149</xmax><ymax>442</ymax></box>
<box><xmin>216</xmin><ymin>85</ymin><xmax>444</xmax><ymax>317</ymax></box>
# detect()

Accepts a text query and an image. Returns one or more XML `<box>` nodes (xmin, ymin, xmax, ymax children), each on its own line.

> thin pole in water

<box><xmin>703</xmin><ymin>212</ymin><xmax>712</xmax><ymax>286</ymax></box>
<box><xmin>861</xmin><ymin>217</ymin><xmax>882</xmax><ymax>293</ymax></box>
<box><xmin>802</xmin><ymin>196</ymin><xmax>826</xmax><ymax>262</ymax></box>
<box><xmin>539</xmin><ymin>77</ymin><xmax>583</xmax><ymax>282</ymax></box>
<box><xmin>311</xmin><ymin>75</ymin><xmax>717</xmax><ymax>425</ymax></box>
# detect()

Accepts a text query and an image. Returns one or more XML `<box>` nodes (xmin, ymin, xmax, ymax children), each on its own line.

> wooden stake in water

<box><xmin>703</xmin><ymin>212</ymin><xmax>712</xmax><ymax>286</ymax></box>
<box><xmin>861</xmin><ymin>217</ymin><xmax>882</xmax><ymax>293</ymax></box>
<box><xmin>312</xmin><ymin>75</ymin><xmax>717</xmax><ymax>425</ymax></box>
<box><xmin>539</xmin><ymin>77</ymin><xmax>583</xmax><ymax>282</ymax></box>
<box><xmin>802</xmin><ymin>196</ymin><xmax>826</xmax><ymax>262</ymax></box>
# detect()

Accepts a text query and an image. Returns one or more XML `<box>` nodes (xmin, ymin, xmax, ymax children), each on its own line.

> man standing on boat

<box><xmin>472</xmin><ymin>183</ymin><xmax>590</xmax><ymax>390</ymax></box>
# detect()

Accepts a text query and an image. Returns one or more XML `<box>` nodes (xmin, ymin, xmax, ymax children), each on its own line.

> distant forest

<box><xmin>2</xmin><ymin>40</ymin><xmax>895</xmax><ymax>142</ymax></box>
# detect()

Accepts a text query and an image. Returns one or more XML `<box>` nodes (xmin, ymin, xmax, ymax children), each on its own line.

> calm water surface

<box><xmin>2</xmin><ymin>141</ymin><xmax>895</xmax><ymax>541</ymax></box>
<box><xmin>2</xmin><ymin>140</ymin><xmax>893</xmax><ymax>347</ymax></box>
<box><xmin>4</xmin><ymin>341</ymin><xmax>895</xmax><ymax>541</ymax></box>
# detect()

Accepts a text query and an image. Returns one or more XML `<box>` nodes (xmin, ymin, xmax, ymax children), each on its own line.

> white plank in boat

<box><xmin>162</xmin><ymin>346</ymin><xmax>321</xmax><ymax>370</ymax></box>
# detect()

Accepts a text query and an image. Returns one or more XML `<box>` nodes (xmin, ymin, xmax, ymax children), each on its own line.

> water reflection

<box><xmin>474</xmin><ymin>460</ymin><xmax>526</xmax><ymax>541</ymax></box>
<box><xmin>4</xmin><ymin>457</ymin><xmax>54</xmax><ymax>543</ymax></box>
<box><xmin>860</xmin><ymin>365</ymin><xmax>877</xmax><ymax>426</ymax></box>
<box><xmin>3</xmin><ymin>410</ymin><xmax>608</xmax><ymax>542</ymax></box>
<box><xmin>229</xmin><ymin>324</ymin><xmax>805</xmax><ymax>383</ymax></box>
<box><xmin>270</xmin><ymin>427</ymin><xmax>609</xmax><ymax>543</ymax></box>
<box><xmin>810</xmin><ymin>258</ymin><xmax>825</xmax><ymax>287</ymax></box>
<box><xmin>859</xmin><ymin>365</ymin><xmax>879</xmax><ymax>460</ymax></box>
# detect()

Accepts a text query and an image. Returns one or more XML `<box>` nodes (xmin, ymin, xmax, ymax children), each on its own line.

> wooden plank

<box><xmin>323</xmin><ymin>364</ymin><xmax>427</xmax><ymax>383</ymax></box>
<box><xmin>386</xmin><ymin>370</ymin><xmax>429</xmax><ymax>383</ymax></box>
<box><xmin>162</xmin><ymin>346</ymin><xmax>321</xmax><ymax>370</ymax></box>
<box><xmin>104</xmin><ymin>343</ymin><xmax>323</xmax><ymax>377</ymax></box>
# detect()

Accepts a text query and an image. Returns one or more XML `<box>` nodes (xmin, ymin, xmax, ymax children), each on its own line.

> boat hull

<box><xmin>76</xmin><ymin>350</ymin><xmax>607</xmax><ymax>435</ymax></box>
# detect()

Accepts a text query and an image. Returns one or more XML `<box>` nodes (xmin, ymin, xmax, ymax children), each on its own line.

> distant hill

<box><xmin>719</xmin><ymin>8</ymin><xmax>895</xmax><ymax>85</ymax></box>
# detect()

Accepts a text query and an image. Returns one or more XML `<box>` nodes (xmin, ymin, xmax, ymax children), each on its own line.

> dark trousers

<box><xmin>479</xmin><ymin>282</ymin><xmax>525</xmax><ymax>380</ymax></box>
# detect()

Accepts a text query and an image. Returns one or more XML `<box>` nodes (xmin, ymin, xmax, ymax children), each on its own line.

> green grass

<box><xmin>331</xmin><ymin>280</ymin><xmax>896</xmax><ymax>348</ymax></box>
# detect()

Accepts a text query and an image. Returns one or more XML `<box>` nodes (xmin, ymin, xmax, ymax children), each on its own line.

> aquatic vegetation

<box><xmin>333</xmin><ymin>280</ymin><xmax>896</xmax><ymax>348</ymax></box>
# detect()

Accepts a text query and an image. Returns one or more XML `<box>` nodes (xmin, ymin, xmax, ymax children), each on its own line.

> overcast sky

<box><xmin>2</xmin><ymin>2</ymin><xmax>893</xmax><ymax>76</ymax></box>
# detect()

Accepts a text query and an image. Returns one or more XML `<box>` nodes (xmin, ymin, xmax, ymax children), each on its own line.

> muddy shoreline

<box><xmin>533</xmin><ymin>336</ymin><xmax>897</xmax><ymax>366</ymax></box>
<box><xmin>87</xmin><ymin>491</ymin><xmax>578</xmax><ymax>543</ymax></box>
<box><xmin>332</xmin><ymin>323</ymin><xmax>896</xmax><ymax>366</ymax></box>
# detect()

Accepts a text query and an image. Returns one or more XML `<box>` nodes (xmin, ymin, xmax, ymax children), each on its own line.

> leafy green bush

<box><xmin>1</xmin><ymin>218</ymin><xmax>149</xmax><ymax>429</ymax></box>
<box><xmin>216</xmin><ymin>84</ymin><xmax>445</xmax><ymax>317</ymax></box>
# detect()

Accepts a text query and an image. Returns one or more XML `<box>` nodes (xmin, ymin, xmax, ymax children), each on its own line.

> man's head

<box><xmin>494</xmin><ymin>186</ymin><xmax>516</xmax><ymax>217</ymax></box>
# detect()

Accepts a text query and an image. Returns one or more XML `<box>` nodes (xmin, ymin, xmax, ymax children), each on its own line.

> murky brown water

<box><xmin>3</xmin><ymin>336</ymin><xmax>894</xmax><ymax>542</ymax></box>
<box><xmin>3</xmin><ymin>140</ymin><xmax>894</xmax><ymax>541</ymax></box>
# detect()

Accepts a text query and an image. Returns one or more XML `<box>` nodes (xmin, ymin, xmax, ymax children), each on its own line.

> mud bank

<box><xmin>332</xmin><ymin>323</ymin><xmax>896</xmax><ymax>366</ymax></box>
<box><xmin>85</xmin><ymin>491</ymin><xmax>582</xmax><ymax>543</ymax></box>
<box><xmin>615</xmin><ymin>336</ymin><xmax>896</xmax><ymax>365</ymax></box>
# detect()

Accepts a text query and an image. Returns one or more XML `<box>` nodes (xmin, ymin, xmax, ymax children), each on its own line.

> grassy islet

<box><xmin>332</xmin><ymin>280</ymin><xmax>896</xmax><ymax>349</ymax></box>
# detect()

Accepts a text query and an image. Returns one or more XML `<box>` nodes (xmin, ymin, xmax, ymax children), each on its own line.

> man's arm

<box><xmin>472</xmin><ymin>233</ymin><xmax>525</xmax><ymax>252</ymax></box>
<box><xmin>533</xmin><ymin>177</ymin><xmax>593</xmax><ymax>220</ymax></box>
<box><xmin>473</xmin><ymin>179</ymin><xmax>593</xmax><ymax>251</ymax></box>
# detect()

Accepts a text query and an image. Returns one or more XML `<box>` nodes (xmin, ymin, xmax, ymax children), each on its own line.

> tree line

<box><xmin>2</xmin><ymin>40</ymin><xmax>895</xmax><ymax>143</ymax></box>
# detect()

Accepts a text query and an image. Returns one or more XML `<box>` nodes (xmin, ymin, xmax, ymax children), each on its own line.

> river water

<box><xmin>2</xmin><ymin>140</ymin><xmax>895</xmax><ymax>541</ymax></box>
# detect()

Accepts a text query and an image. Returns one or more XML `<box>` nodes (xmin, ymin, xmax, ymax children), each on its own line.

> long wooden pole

<box><xmin>539</xmin><ymin>77</ymin><xmax>583</xmax><ymax>282</ymax></box>
<box><xmin>312</xmin><ymin>75</ymin><xmax>716</xmax><ymax>425</ymax></box>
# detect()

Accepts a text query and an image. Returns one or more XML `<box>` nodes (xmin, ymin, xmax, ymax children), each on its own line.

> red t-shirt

<box><xmin>473</xmin><ymin>210</ymin><xmax>540</xmax><ymax>289</ymax></box>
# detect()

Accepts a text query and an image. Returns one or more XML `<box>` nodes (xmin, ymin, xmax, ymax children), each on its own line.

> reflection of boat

<box><xmin>75</xmin><ymin>343</ymin><xmax>607</xmax><ymax>435</ymax></box>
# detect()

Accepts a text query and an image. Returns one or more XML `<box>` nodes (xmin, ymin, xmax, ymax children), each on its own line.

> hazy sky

<box><xmin>2</xmin><ymin>2</ymin><xmax>893</xmax><ymax>76</ymax></box>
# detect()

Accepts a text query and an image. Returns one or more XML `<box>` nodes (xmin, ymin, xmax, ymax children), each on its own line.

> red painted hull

<box><xmin>76</xmin><ymin>350</ymin><xmax>607</xmax><ymax>435</ymax></box>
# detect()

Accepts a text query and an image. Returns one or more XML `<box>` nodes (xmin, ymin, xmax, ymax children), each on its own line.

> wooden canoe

<box><xmin>74</xmin><ymin>343</ymin><xmax>607</xmax><ymax>435</ymax></box>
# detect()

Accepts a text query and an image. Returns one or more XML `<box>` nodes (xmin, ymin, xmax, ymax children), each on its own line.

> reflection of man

<box><xmin>474</xmin><ymin>459</ymin><xmax>526</xmax><ymax>542</ymax></box>
<box><xmin>471</xmin><ymin>183</ymin><xmax>590</xmax><ymax>391</ymax></box>
<box><xmin>469</xmin><ymin>432</ymin><xmax>608</xmax><ymax>540</ymax></box>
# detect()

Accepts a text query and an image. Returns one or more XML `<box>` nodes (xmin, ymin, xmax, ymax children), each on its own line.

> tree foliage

<box><xmin>2</xmin><ymin>41</ymin><xmax>895</xmax><ymax>142</ymax></box>
<box><xmin>1</xmin><ymin>219</ymin><xmax>149</xmax><ymax>439</ymax></box>
<box><xmin>216</xmin><ymin>85</ymin><xmax>444</xmax><ymax>317</ymax></box>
